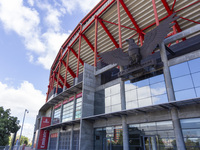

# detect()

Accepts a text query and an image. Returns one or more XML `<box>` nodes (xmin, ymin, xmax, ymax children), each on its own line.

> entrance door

<box><xmin>143</xmin><ymin>136</ymin><xmax>157</xmax><ymax>150</ymax></box>
<box><xmin>103</xmin><ymin>137</ymin><xmax>112</xmax><ymax>150</ymax></box>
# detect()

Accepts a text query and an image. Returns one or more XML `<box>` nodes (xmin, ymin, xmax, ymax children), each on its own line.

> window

<box><xmin>62</xmin><ymin>101</ymin><xmax>74</xmax><ymax>122</ymax></box>
<box><xmin>170</xmin><ymin>57</ymin><xmax>200</xmax><ymax>101</ymax></box>
<box><xmin>58</xmin><ymin>132</ymin><xmax>71</xmax><ymax>150</ymax></box>
<box><xmin>105</xmin><ymin>84</ymin><xmax>121</xmax><ymax>113</ymax></box>
<box><xmin>129</xmin><ymin>121</ymin><xmax>175</xmax><ymax>149</ymax></box>
<box><xmin>49</xmin><ymin>133</ymin><xmax>58</xmax><ymax>150</ymax></box>
<box><xmin>53</xmin><ymin>106</ymin><xmax>61</xmax><ymax>125</ymax></box>
<box><xmin>181</xmin><ymin>118</ymin><xmax>200</xmax><ymax>149</ymax></box>
<box><xmin>125</xmin><ymin>74</ymin><xmax>167</xmax><ymax>109</ymax></box>
<box><xmin>94</xmin><ymin>126</ymin><xmax>123</xmax><ymax>150</ymax></box>
<box><xmin>75</xmin><ymin>97</ymin><xmax>82</xmax><ymax>119</ymax></box>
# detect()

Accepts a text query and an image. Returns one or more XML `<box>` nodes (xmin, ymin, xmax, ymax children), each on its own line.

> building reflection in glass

<box><xmin>125</xmin><ymin>74</ymin><xmax>168</xmax><ymax>109</ymax></box>
<box><xmin>170</xmin><ymin>57</ymin><xmax>200</xmax><ymax>101</ymax></box>
<box><xmin>94</xmin><ymin>126</ymin><xmax>123</xmax><ymax>150</ymax></box>
<box><xmin>128</xmin><ymin>121</ymin><xmax>176</xmax><ymax>150</ymax></box>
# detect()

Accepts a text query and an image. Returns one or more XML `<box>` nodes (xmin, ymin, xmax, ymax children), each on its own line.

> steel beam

<box><xmin>68</xmin><ymin>47</ymin><xmax>84</xmax><ymax>66</ymax></box>
<box><xmin>76</xmin><ymin>25</ymin><xmax>82</xmax><ymax>78</ymax></box>
<box><xmin>99</xmin><ymin>19</ymin><xmax>119</xmax><ymax>48</ymax></box>
<box><xmin>62</xmin><ymin>60</ymin><xmax>76</xmax><ymax>78</ymax></box>
<box><xmin>94</xmin><ymin>16</ymin><xmax>98</xmax><ymax>67</ymax></box>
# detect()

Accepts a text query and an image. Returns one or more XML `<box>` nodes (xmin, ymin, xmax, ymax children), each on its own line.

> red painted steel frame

<box><xmin>99</xmin><ymin>19</ymin><xmax>119</xmax><ymax>48</ymax></box>
<box><xmin>64</xmin><ymin>50</ymin><xmax>70</xmax><ymax>88</ymax></box>
<box><xmin>76</xmin><ymin>25</ymin><xmax>82</xmax><ymax>78</ymax></box>
<box><xmin>68</xmin><ymin>47</ymin><xmax>84</xmax><ymax>66</ymax></box>
<box><xmin>94</xmin><ymin>16</ymin><xmax>98</xmax><ymax>67</ymax></box>
<box><xmin>117</xmin><ymin>0</ymin><xmax>122</xmax><ymax>48</ymax></box>
<box><xmin>119</xmin><ymin>0</ymin><xmax>144</xmax><ymax>45</ymax></box>
<box><xmin>82</xmin><ymin>34</ymin><xmax>95</xmax><ymax>52</ymax></box>
<box><xmin>62</xmin><ymin>60</ymin><xmax>76</xmax><ymax>78</ymax></box>
<box><xmin>152</xmin><ymin>0</ymin><xmax>159</xmax><ymax>26</ymax></box>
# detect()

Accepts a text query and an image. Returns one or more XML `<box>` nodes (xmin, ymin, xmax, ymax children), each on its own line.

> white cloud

<box><xmin>0</xmin><ymin>0</ymin><xmax>100</xmax><ymax>70</ymax></box>
<box><xmin>61</xmin><ymin>0</ymin><xmax>100</xmax><ymax>14</ymax></box>
<box><xmin>0</xmin><ymin>81</ymin><xmax>45</xmax><ymax>140</ymax></box>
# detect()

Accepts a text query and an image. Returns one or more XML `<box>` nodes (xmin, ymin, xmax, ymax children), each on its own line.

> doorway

<box><xmin>143</xmin><ymin>136</ymin><xmax>157</xmax><ymax>150</ymax></box>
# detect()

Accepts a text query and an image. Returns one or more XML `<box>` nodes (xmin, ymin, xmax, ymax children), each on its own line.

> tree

<box><xmin>15</xmin><ymin>135</ymin><xmax>29</xmax><ymax>146</ymax></box>
<box><xmin>0</xmin><ymin>107</ymin><xmax>20</xmax><ymax>146</ymax></box>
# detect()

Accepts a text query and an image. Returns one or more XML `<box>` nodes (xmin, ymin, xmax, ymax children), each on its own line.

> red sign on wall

<box><xmin>40</xmin><ymin>117</ymin><xmax>51</xmax><ymax>129</ymax></box>
<box><xmin>37</xmin><ymin>130</ymin><xmax>49</xmax><ymax>149</ymax></box>
<box><xmin>37</xmin><ymin>117</ymin><xmax>51</xmax><ymax>149</ymax></box>
<box><xmin>76</xmin><ymin>92</ymin><xmax>82</xmax><ymax>98</ymax></box>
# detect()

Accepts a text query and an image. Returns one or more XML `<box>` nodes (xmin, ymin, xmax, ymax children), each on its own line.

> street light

<box><xmin>17</xmin><ymin>109</ymin><xmax>29</xmax><ymax>150</ymax></box>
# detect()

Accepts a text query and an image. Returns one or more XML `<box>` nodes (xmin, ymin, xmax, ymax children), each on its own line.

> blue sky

<box><xmin>0</xmin><ymin>0</ymin><xmax>100</xmax><ymax>140</ymax></box>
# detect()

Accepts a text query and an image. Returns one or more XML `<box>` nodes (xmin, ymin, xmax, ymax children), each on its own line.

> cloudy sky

<box><xmin>0</xmin><ymin>0</ymin><xmax>100</xmax><ymax>140</ymax></box>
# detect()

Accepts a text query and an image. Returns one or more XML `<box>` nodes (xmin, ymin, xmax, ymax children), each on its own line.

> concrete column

<box><xmin>160</xmin><ymin>42</ymin><xmax>186</xmax><ymax>150</ymax></box>
<box><xmin>119</xmin><ymin>67</ymin><xmax>129</xmax><ymax>150</ymax></box>
<box><xmin>75</xmin><ymin>77</ymin><xmax>78</xmax><ymax>85</ymax></box>
<box><xmin>63</xmin><ymin>86</ymin><xmax>67</xmax><ymax>91</ymax></box>
<box><xmin>70</xmin><ymin>125</ymin><xmax>74</xmax><ymax>150</ymax></box>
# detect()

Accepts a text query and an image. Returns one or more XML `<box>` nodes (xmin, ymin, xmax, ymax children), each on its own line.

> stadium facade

<box><xmin>32</xmin><ymin>0</ymin><xmax>200</xmax><ymax>150</ymax></box>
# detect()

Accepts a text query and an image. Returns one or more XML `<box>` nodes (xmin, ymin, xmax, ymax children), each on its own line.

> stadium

<box><xmin>32</xmin><ymin>0</ymin><xmax>200</xmax><ymax>150</ymax></box>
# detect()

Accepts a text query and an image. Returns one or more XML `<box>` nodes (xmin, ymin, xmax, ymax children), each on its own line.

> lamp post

<box><xmin>17</xmin><ymin>109</ymin><xmax>29</xmax><ymax>150</ymax></box>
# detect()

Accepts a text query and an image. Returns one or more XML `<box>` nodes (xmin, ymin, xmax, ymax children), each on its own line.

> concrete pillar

<box><xmin>70</xmin><ymin>125</ymin><xmax>74</xmax><ymax>150</ymax></box>
<box><xmin>119</xmin><ymin>67</ymin><xmax>129</xmax><ymax>150</ymax></box>
<box><xmin>75</xmin><ymin>77</ymin><xmax>78</xmax><ymax>85</ymax></box>
<box><xmin>160</xmin><ymin>42</ymin><xmax>186</xmax><ymax>150</ymax></box>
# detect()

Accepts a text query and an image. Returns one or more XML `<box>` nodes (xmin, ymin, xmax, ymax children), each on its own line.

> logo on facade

<box><xmin>43</xmin><ymin>118</ymin><xmax>49</xmax><ymax>124</ymax></box>
<box><xmin>40</xmin><ymin>130</ymin><xmax>47</xmax><ymax>148</ymax></box>
<box><xmin>100</xmin><ymin>14</ymin><xmax>178</xmax><ymax>79</ymax></box>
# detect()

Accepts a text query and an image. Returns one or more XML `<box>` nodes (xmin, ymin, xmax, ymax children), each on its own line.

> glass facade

<box><xmin>75</xmin><ymin>97</ymin><xmax>82</xmax><ymax>119</ymax></box>
<box><xmin>170</xmin><ymin>57</ymin><xmax>200</xmax><ymax>101</ymax></box>
<box><xmin>129</xmin><ymin>121</ymin><xmax>176</xmax><ymax>150</ymax></box>
<box><xmin>94</xmin><ymin>126</ymin><xmax>123</xmax><ymax>150</ymax></box>
<box><xmin>73</xmin><ymin>130</ymin><xmax>80</xmax><ymax>150</ymax></box>
<box><xmin>105</xmin><ymin>84</ymin><xmax>121</xmax><ymax>113</ymax></box>
<box><xmin>49</xmin><ymin>133</ymin><xmax>58</xmax><ymax>150</ymax></box>
<box><xmin>62</xmin><ymin>101</ymin><xmax>74</xmax><ymax>122</ymax></box>
<box><xmin>58</xmin><ymin>132</ymin><xmax>71</xmax><ymax>150</ymax></box>
<box><xmin>181</xmin><ymin>118</ymin><xmax>200</xmax><ymax>149</ymax></box>
<box><xmin>53</xmin><ymin>107</ymin><xmax>61</xmax><ymax>124</ymax></box>
<box><xmin>125</xmin><ymin>74</ymin><xmax>167</xmax><ymax>109</ymax></box>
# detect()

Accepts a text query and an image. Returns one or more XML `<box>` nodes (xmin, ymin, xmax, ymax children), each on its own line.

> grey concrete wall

<box><xmin>79</xmin><ymin>63</ymin><xmax>97</xmax><ymax>150</ymax></box>
<box><xmin>79</xmin><ymin>120</ymin><xmax>94</xmax><ymax>150</ymax></box>
<box><xmin>94</xmin><ymin>89</ymin><xmax>105</xmax><ymax>115</ymax></box>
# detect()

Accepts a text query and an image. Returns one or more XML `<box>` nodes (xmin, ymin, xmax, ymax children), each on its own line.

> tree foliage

<box><xmin>0</xmin><ymin>107</ymin><xmax>20</xmax><ymax>146</ymax></box>
<box><xmin>15</xmin><ymin>135</ymin><xmax>29</xmax><ymax>146</ymax></box>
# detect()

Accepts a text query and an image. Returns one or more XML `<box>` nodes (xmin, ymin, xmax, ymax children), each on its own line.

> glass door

<box><xmin>103</xmin><ymin>137</ymin><xmax>112</xmax><ymax>150</ymax></box>
<box><xmin>143</xmin><ymin>136</ymin><xmax>157</xmax><ymax>150</ymax></box>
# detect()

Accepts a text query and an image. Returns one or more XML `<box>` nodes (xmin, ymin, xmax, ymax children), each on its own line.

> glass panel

<box><xmin>188</xmin><ymin>57</ymin><xmax>200</xmax><ymax>73</ymax></box>
<box><xmin>125</xmin><ymin>81</ymin><xmax>137</xmax><ymax>91</ymax></box>
<box><xmin>105</xmin><ymin>97</ymin><xmax>111</xmax><ymax>107</ymax></box>
<box><xmin>105</xmin><ymin>87</ymin><xmax>111</xmax><ymax>97</ymax></box>
<box><xmin>111</xmin><ymin>104</ymin><xmax>121</xmax><ymax>112</ymax></box>
<box><xmin>105</xmin><ymin>107</ymin><xmax>111</xmax><ymax>114</ymax></box>
<box><xmin>181</xmin><ymin>118</ymin><xmax>200</xmax><ymax>129</ymax></box>
<box><xmin>137</xmin><ymin>79</ymin><xmax>149</xmax><ymax>87</ymax></box>
<box><xmin>192</xmin><ymin>72</ymin><xmax>200</xmax><ymax>87</ymax></box>
<box><xmin>110</xmin><ymin>84</ymin><xmax>120</xmax><ymax>95</ymax></box>
<box><xmin>196</xmin><ymin>87</ymin><xmax>200</xmax><ymax>97</ymax></box>
<box><xmin>172</xmin><ymin>75</ymin><xmax>194</xmax><ymax>91</ymax></box>
<box><xmin>152</xmin><ymin>94</ymin><xmax>168</xmax><ymax>105</ymax></box>
<box><xmin>137</xmin><ymin>86</ymin><xmax>151</xmax><ymax>99</ymax></box>
<box><xmin>149</xmin><ymin>74</ymin><xmax>164</xmax><ymax>84</ymax></box>
<box><xmin>140</xmin><ymin>122</ymin><xmax>156</xmax><ymax>131</ymax></box>
<box><xmin>182</xmin><ymin>129</ymin><xmax>200</xmax><ymax>137</ymax></box>
<box><xmin>150</xmin><ymin>82</ymin><xmax>166</xmax><ymax>96</ymax></box>
<box><xmin>170</xmin><ymin>62</ymin><xmax>190</xmax><ymax>78</ymax></box>
<box><xmin>175</xmin><ymin>89</ymin><xmax>196</xmax><ymax>101</ymax></box>
<box><xmin>138</xmin><ymin>97</ymin><xmax>152</xmax><ymax>107</ymax></box>
<box><xmin>184</xmin><ymin>137</ymin><xmax>200</xmax><ymax>149</ymax></box>
<box><xmin>125</xmin><ymin>90</ymin><xmax>137</xmax><ymax>102</ymax></box>
<box><xmin>157</xmin><ymin>130</ymin><xmax>175</xmax><ymax>138</ymax></box>
<box><xmin>111</xmin><ymin>94</ymin><xmax>121</xmax><ymax>105</ymax></box>
<box><xmin>156</xmin><ymin>121</ymin><xmax>173</xmax><ymax>130</ymax></box>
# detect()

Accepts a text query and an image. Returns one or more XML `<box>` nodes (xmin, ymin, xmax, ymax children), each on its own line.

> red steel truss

<box><xmin>46</xmin><ymin>0</ymin><xmax>200</xmax><ymax>102</ymax></box>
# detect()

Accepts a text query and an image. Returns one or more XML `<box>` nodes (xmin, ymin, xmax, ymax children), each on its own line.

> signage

<box><xmin>37</xmin><ymin>117</ymin><xmax>51</xmax><ymax>149</ymax></box>
<box><xmin>40</xmin><ymin>117</ymin><xmax>51</xmax><ymax>129</ymax></box>
<box><xmin>50</xmin><ymin>133</ymin><xmax>58</xmax><ymax>138</ymax></box>
<box><xmin>69</xmin><ymin>96</ymin><xmax>74</xmax><ymax>101</ymax></box>
<box><xmin>54</xmin><ymin>102</ymin><xmax>62</xmax><ymax>109</ymax></box>
<box><xmin>76</xmin><ymin>92</ymin><xmax>82</xmax><ymax>98</ymax></box>
<box><xmin>37</xmin><ymin>130</ymin><xmax>49</xmax><ymax>149</ymax></box>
